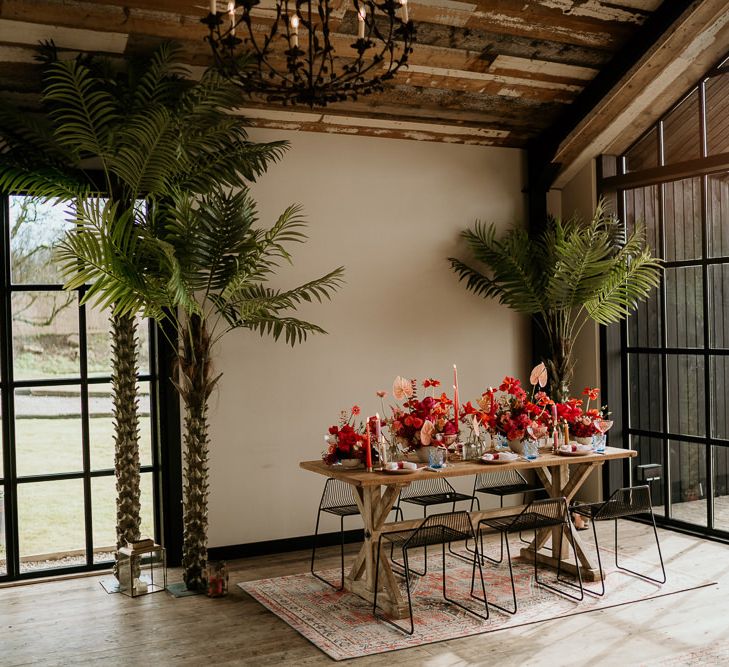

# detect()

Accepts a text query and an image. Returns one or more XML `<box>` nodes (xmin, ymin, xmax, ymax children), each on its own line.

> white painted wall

<box><xmin>204</xmin><ymin>129</ymin><xmax>529</xmax><ymax>548</ymax></box>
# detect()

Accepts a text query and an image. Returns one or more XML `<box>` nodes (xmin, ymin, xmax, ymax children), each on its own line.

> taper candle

<box><xmin>358</xmin><ymin>6</ymin><xmax>366</xmax><ymax>38</ymax></box>
<box><xmin>365</xmin><ymin>419</ymin><xmax>372</xmax><ymax>471</ymax></box>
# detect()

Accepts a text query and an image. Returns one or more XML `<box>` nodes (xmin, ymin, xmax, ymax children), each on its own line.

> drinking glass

<box><xmin>593</xmin><ymin>433</ymin><xmax>607</xmax><ymax>453</ymax></box>
<box><xmin>428</xmin><ymin>447</ymin><xmax>446</xmax><ymax>468</ymax></box>
<box><xmin>524</xmin><ymin>440</ymin><xmax>538</xmax><ymax>460</ymax></box>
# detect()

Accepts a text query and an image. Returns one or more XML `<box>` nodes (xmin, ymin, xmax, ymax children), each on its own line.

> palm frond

<box><xmin>43</xmin><ymin>58</ymin><xmax>118</xmax><ymax>161</ymax></box>
<box><xmin>244</xmin><ymin>315</ymin><xmax>329</xmax><ymax>346</ymax></box>
<box><xmin>456</xmin><ymin>221</ymin><xmax>545</xmax><ymax>314</ymax></box>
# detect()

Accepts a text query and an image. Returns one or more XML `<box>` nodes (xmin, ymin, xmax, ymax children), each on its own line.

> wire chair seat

<box><xmin>474</xmin><ymin>470</ymin><xmax>541</xmax><ymax>497</ymax></box>
<box><xmin>572</xmin><ymin>486</ymin><xmax>652</xmax><ymax>521</ymax></box>
<box><xmin>570</xmin><ymin>485</ymin><xmax>666</xmax><ymax>596</ymax></box>
<box><xmin>381</xmin><ymin>523</ymin><xmax>473</xmax><ymax>550</ymax></box>
<box><xmin>399</xmin><ymin>478</ymin><xmax>473</xmax><ymax>506</ymax></box>
<box><xmin>374</xmin><ymin>510</ymin><xmax>489</xmax><ymax>634</ymax></box>
<box><xmin>321</xmin><ymin>503</ymin><xmax>359</xmax><ymax>517</ymax></box>
<box><xmin>480</xmin><ymin>510</ymin><xmax>568</xmax><ymax>534</ymax></box>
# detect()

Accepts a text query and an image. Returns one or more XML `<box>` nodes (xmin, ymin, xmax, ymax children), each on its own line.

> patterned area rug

<box><xmin>239</xmin><ymin>545</ymin><xmax>713</xmax><ymax>661</ymax></box>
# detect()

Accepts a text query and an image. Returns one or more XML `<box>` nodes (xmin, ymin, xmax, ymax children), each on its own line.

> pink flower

<box><xmin>530</xmin><ymin>362</ymin><xmax>548</xmax><ymax>388</ymax></box>
<box><xmin>393</xmin><ymin>376</ymin><xmax>414</xmax><ymax>401</ymax></box>
<box><xmin>376</xmin><ymin>390</ymin><xmax>387</xmax><ymax>398</ymax></box>
<box><xmin>420</xmin><ymin>419</ymin><xmax>435</xmax><ymax>446</ymax></box>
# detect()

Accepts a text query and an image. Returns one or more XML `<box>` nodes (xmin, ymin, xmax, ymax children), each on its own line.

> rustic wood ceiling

<box><xmin>0</xmin><ymin>0</ymin><xmax>666</xmax><ymax>149</ymax></box>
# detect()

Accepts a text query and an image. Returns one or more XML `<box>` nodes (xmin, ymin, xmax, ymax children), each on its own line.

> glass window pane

<box><xmin>667</xmin><ymin>355</ymin><xmax>705</xmax><ymax>438</ymax></box>
<box><xmin>713</xmin><ymin>445</ymin><xmax>729</xmax><ymax>532</ymax></box>
<box><xmin>665</xmin><ymin>267</ymin><xmax>703</xmax><ymax>348</ymax></box>
<box><xmin>628</xmin><ymin>353</ymin><xmax>663</xmax><ymax>432</ymax></box>
<box><xmin>669</xmin><ymin>440</ymin><xmax>707</xmax><ymax>527</ymax></box>
<box><xmin>625</xmin><ymin>127</ymin><xmax>658</xmax><ymax>173</ymax></box>
<box><xmin>630</xmin><ymin>435</ymin><xmax>665</xmax><ymax>516</ymax></box>
<box><xmin>711</xmin><ymin>357</ymin><xmax>729</xmax><ymax>439</ymax></box>
<box><xmin>18</xmin><ymin>479</ymin><xmax>86</xmax><ymax>573</ymax></box>
<box><xmin>663</xmin><ymin>90</ymin><xmax>701</xmax><ymax>164</ymax></box>
<box><xmin>663</xmin><ymin>177</ymin><xmax>702</xmax><ymax>262</ymax></box>
<box><xmin>15</xmin><ymin>387</ymin><xmax>82</xmax><ymax>476</ymax></box>
<box><xmin>87</xmin><ymin>310</ymin><xmax>151</xmax><ymax>378</ymax></box>
<box><xmin>89</xmin><ymin>382</ymin><xmax>153</xmax><ymax>471</ymax></box>
<box><xmin>706</xmin><ymin>73</ymin><xmax>729</xmax><ymax>156</ymax></box>
<box><xmin>91</xmin><ymin>473</ymin><xmax>155</xmax><ymax>565</ymax></box>
<box><xmin>623</xmin><ymin>185</ymin><xmax>661</xmax><ymax>257</ymax></box>
<box><xmin>12</xmin><ymin>291</ymin><xmax>79</xmax><ymax>381</ymax></box>
<box><xmin>707</xmin><ymin>172</ymin><xmax>729</xmax><ymax>258</ymax></box>
<box><xmin>627</xmin><ymin>288</ymin><xmax>662</xmax><ymax>348</ymax></box>
<box><xmin>9</xmin><ymin>196</ymin><xmax>74</xmax><ymax>285</ymax></box>
<box><xmin>709</xmin><ymin>264</ymin><xmax>729</xmax><ymax>348</ymax></box>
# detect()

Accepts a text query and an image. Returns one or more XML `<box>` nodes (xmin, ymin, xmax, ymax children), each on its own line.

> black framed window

<box><xmin>0</xmin><ymin>195</ymin><xmax>164</xmax><ymax>580</ymax></box>
<box><xmin>599</xmin><ymin>52</ymin><xmax>729</xmax><ymax>539</ymax></box>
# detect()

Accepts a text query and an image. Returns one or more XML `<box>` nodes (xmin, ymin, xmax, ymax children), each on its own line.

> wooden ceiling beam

<box><xmin>552</xmin><ymin>0</ymin><xmax>729</xmax><ymax>187</ymax></box>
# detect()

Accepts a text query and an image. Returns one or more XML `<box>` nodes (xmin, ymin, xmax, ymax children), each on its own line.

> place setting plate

<box><xmin>381</xmin><ymin>466</ymin><xmax>424</xmax><ymax>475</ymax></box>
<box><xmin>556</xmin><ymin>448</ymin><xmax>593</xmax><ymax>457</ymax></box>
<box><xmin>479</xmin><ymin>454</ymin><xmax>519</xmax><ymax>464</ymax></box>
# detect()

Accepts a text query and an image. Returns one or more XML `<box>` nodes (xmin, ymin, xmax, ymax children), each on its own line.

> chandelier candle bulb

<box><xmin>357</xmin><ymin>6</ymin><xmax>366</xmax><ymax>38</ymax></box>
<box><xmin>209</xmin><ymin>0</ymin><xmax>216</xmax><ymax>14</ymax></box>
<box><xmin>400</xmin><ymin>0</ymin><xmax>409</xmax><ymax>23</ymax></box>
<box><xmin>290</xmin><ymin>15</ymin><xmax>299</xmax><ymax>48</ymax></box>
<box><xmin>227</xmin><ymin>1</ymin><xmax>235</xmax><ymax>35</ymax></box>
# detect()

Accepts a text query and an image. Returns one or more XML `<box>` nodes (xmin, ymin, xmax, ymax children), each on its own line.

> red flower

<box><xmin>499</xmin><ymin>376</ymin><xmax>523</xmax><ymax>395</ymax></box>
<box><xmin>423</xmin><ymin>378</ymin><xmax>441</xmax><ymax>388</ymax></box>
<box><xmin>582</xmin><ymin>387</ymin><xmax>600</xmax><ymax>401</ymax></box>
<box><xmin>351</xmin><ymin>405</ymin><xmax>361</xmax><ymax>416</ymax></box>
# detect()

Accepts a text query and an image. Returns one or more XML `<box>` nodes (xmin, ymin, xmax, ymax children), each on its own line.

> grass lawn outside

<box><xmin>1</xmin><ymin>415</ymin><xmax>155</xmax><ymax>569</ymax></box>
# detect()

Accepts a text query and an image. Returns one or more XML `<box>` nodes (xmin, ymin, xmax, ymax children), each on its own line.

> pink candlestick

<box><xmin>375</xmin><ymin>412</ymin><xmax>382</xmax><ymax>443</ymax></box>
<box><xmin>365</xmin><ymin>419</ymin><xmax>372</xmax><ymax>471</ymax></box>
<box><xmin>453</xmin><ymin>384</ymin><xmax>460</xmax><ymax>437</ymax></box>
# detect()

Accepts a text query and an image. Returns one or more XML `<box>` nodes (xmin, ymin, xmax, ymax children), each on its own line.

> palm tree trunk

<box><xmin>111</xmin><ymin>311</ymin><xmax>141</xmax><ymax>580</ymax></box>
<box><xmin>176</xmin><ymin>313</ymin><xmax>219</xmax><ymax>590</ymax></box>
<box><xmin>543</xmin><ymin>314</ymin><xmax>575</xmax><ymax>403</ymax></box>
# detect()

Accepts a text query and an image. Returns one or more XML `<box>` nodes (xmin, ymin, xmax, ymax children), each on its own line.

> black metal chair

<box><xmin>393</xmin><ymin>477</ymin><xmax>474</xmax><ymax>574</ymax></box>
<box><xmin>310</xmin><ymin>478</ymin><xmax>403</xmax><ymax>590</ymax></box>
<box><xmin>571</xmin><ymin>485</ymin><xmax>666</xmax><ymax>596</ymax></box>
<box><xmin>374</xmin><ymin>510</ymin><xmax>489</xmax><ymax>635</ymax></box>
<box><xmin>468</xmin><ymin>470</ymin><xmax>543</xmax><ymax>563</ymax></box>
<box><xmin>476</xmin><ymin>497</ymin><xmax>584</xmax><ymax>614</ymax></box>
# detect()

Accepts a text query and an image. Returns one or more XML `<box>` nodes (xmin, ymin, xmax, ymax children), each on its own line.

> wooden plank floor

<box><xmin>0</xmin><ymin>521</ymin><xmax>727</xmax><ymax>666</ymax></box>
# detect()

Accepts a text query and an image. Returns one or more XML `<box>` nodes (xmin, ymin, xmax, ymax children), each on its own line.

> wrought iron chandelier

<box><xmin>202</xmin><ymin>0</ymin><xmax>415</xmax><ymax>107</ymax></box>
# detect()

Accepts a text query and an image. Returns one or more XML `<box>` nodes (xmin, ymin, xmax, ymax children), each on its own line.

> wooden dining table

<box><xmin>300</xmin><ymin>446</ymin><xmax>636</xmax><ymax>620</ymax></box>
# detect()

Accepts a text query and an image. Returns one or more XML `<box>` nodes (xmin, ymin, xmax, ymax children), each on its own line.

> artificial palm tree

<box><xmin>0</xmin><ymin>43</ymin><xmax>286</xmax><ymax>581</ymax></box>
<box><xmin>57</xmin><ymin>187</ymin><xmax>344</xmax><ymax>589</ymax></box>
<box><xmin>449</xmin><ymin>202</ymin><xmax>662</xmax><ymax>401</ymax></box>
